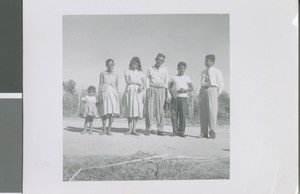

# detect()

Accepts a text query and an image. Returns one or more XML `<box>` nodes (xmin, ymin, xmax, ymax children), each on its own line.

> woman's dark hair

<box><xmin>129</xmin><ymin>57</ymin><xmax>142</xmax><ymax>71</ymax></box>
<box><xmin>87</xmin><ymin>86</ymin><xmax>96</xmax><ymax>92</ymax></box>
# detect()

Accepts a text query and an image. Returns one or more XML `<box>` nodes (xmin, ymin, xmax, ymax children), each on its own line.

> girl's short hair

<box><xmin>205</xmin><ymin>54</ymin><xmax>215</xmax><ymax>63</ymax></box>
<box><xmin>177</xmin><ymin>61</ymin><xmax>187</xmax><ymax>68</ymax></box>
<box><xmin>87</xmin><ymin>86</ymin><xmax>96</xmax><ymax>92</ymax></box>
<box><xmin>129</xmin><ymin>57</ymin><xmax>142</xmax><ymax>71</ymax></box>
<box><xmin>106</xmin><ymin>59</ymin><xmax>114</xmax><ymax>66</ymax></box>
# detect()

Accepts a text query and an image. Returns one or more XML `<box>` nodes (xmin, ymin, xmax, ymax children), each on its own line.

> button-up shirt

<box><xmin>201</xmin><ymin>66</ymin><xmax>224</xmax><ymax>95</ymax></box>
<box><xmin>146</xmin><ymin>66</ymin><xmax>168</xmax><ymax>88</ymax></box>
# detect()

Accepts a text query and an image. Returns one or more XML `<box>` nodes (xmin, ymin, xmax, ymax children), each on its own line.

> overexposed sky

<box><xmin>63</xmin><ymin>14</ymin><xmax>229</xmax><ymax>93</ymax></box>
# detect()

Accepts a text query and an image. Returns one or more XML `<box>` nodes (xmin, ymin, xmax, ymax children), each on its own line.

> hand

<box><xmin>146</xmin><ymin>88</ymin><xmax>151</xmax><ymax>98</ymax></box>
<box><xmin>178</xmin><ymin>88</ymin><xmax>187</xmax><ymax>94</ymax></box>
<box><xmin>137</xmin><ymin>86</ymin><xmax>143</xmax><ymax>93</ymax></box>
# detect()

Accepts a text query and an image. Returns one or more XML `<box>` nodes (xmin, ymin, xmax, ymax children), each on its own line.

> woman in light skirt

<box><xmin>123</xmin><ymin>57</ymin><xmax>145</xmax><ymax>135</ymax></box>
<box><xmin>98</xmin><ymin>59</ymin><xmax>120</xmax><ymax>135</ymax></box>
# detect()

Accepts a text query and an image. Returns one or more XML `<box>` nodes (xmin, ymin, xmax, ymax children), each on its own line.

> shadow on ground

<box><xmin>64</xmin><ymin>126</ymin><xmax>201</xmax><ymax>138</ymax></box>
<box><xmin>64</xmin><ymin>126</ymin><xmax>146</xmax><ymax>134</ymax></box>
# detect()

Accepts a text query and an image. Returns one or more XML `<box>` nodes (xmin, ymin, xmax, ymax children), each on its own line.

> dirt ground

<box><xmin>63</xmin><ymin>118</ymin><xmax>230</xmax><ymax>181</ymax></box>
<box><xmin>63</xmin><ymin>118</ymin><xmax>230</xmax><ymax>159</ymax></box>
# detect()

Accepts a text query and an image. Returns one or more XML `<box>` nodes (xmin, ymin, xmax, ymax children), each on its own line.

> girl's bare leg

<box><xmin>81</xmin><ymin>118</ymin><xmax>88</xmax><ymax>134</ymax></box>
<box><xmin>89</xmin><ymin>119</ymin><xmax>94</xmax><ymax>134</ymax></box>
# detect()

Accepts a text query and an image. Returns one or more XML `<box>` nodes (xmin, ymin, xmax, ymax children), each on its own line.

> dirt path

<box><xmin>63</xmin><ymin>118</ymin><xmax>230</xmax><ymax>159</ymax></box>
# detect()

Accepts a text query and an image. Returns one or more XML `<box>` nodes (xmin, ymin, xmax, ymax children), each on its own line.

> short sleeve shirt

<box><xmin>170</xmin><ymin>75</ymin><xmax>192</xmax><ymax>98</ymax></box>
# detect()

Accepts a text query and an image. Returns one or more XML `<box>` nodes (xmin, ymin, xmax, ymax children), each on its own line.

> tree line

<box><xmin>63</xmin><ymin>79</ymin><xmax>230</xmax><ymax>126</ymax></box>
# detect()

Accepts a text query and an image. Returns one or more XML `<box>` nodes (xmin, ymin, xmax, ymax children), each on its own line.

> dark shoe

<box><xmin>131</xmin><ymin>131</ymin><xmax>140</xmax><ymax>136</ymax></box>
<box><xmin>178</xmin><ymin>134</ymin><xmax>186</xmax><ymax>138</ymax></box>
<box><xmin>169</xmin><ymin>133</ymin><xmax>177</xmax><ymax>137</ymax></box>
<box><xmin>144</xmin><ymin>130</ymin><xmax>151</xmax><ymax>136</ymax></box>
<box><xmin>208</xmin><ymin>136</ymin><xmax>215</xmax><ymax>139</ymax></box>
<box><xmin>157</xmin><ymin>131</ymin><xmax>165</xmax><ymax>136</ymax></box>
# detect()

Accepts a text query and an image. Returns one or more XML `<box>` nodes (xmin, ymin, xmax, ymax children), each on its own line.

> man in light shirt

<box><xmin>198</xmin><ymin>54</ymin><xmax>224</xmax><ymax>139</ymax></box>
<box><xmin>144</xmin><ymin>53</ymin><xmax>168</xmax><ymax>136</ymax></box>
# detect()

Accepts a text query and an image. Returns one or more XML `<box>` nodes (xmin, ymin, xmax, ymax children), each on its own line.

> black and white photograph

<box><xmin>63</xmin><ymin>14</ymin><xmax>230</xmax><ymax>181</ymax></box>
<box><xmin>23</xmin><ymin>0</ymin><xmax>298</xmax><ymax>193</ymax></box>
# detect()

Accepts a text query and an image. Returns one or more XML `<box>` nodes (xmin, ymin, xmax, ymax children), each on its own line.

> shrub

<box><xmin>63</xmin><ymin>80</ymin><xmax>80</xmax><ymax>117</ymax></box>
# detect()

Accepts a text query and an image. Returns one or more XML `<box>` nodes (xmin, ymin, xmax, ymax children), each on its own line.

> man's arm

<box><xmin>168</xmin><ymin>81</ymin><xmax>174</xmax><ymax>97</ymax></box>
<box><xmin>217</xmin><ymin>70</ymin><xmax>224</xmax><ymax>95</ymax></box>
<box><xmin>145</xmin><ymin>67</ymin><xmax>150</xmax><ymax>89</ymax></box>
<box><xmin>187</xmin><ymin>82</ymin><xmax>193</xmax><ymax>92</ymax></box>
<box><xmin>164</xmin><ymin>68</ymin><xmax>169</xmax><ymax>89</ymax></box>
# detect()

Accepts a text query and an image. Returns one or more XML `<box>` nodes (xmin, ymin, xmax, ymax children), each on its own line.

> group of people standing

<box><xmin>79</xmin><ymin>53</ymin><xmax>224</xmax><ymax>139</ymax></box>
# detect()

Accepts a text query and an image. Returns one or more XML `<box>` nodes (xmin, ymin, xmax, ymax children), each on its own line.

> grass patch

<box><xmin>64</xmin><ymin>153</ymin><xmax>229</xmax><ymax>181</ymax></box>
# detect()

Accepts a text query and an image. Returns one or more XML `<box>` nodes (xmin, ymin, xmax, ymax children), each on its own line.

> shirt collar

<box><xmin>152</xmin><ymin>65</ymin><xmax>164</xmax><ymax>71</ymax></box>
<box><xmin>105</xmin><ymin>70</ymin><xmax>115</xmax><ymax>75</ymax></box>
<box><xmin>207</xmin><ymin>66</ymin><xmax>215</xmax><ymax>71</ymax></box>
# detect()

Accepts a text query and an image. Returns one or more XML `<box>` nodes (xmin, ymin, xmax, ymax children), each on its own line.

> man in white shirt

<box><xmin>198</xmin><ymin>54</ymin><xmax>224</xmax><ymax>139</ymax></box>
<box><xmin>169</xmin><ymin>62</ymin><xmax>193</xmax><ymax>138</ymax></box>
<box><xmin>144</xmin><ymin>53</ymin><xmax>168</xmax><ymax>136</ymax></box>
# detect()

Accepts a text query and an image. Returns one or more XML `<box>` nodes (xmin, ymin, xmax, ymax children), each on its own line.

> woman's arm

<box><xmin>137</xmin><ymin>76</ymin><xmax>146</xmax><ymax>93</ymax></box>
<box><xmin>98</xmin><ymin>73</ymin><xmax>104</xmax><ymax>103</ymax></box>
<box><xmin>115</xmin><ymin>75</ymin><xmax>119</xmax><ymax>91</ymax></box>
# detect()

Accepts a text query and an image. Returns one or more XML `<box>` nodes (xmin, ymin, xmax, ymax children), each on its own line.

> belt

<box><xmin>202</xmin><ymin>86</ymin><xmax>217</xmax><ymax>89</ymax></box>
<box><xmin>150</xmin><ymin>86</ymin><xmax>165</xmax><ymax>89</ymax></box>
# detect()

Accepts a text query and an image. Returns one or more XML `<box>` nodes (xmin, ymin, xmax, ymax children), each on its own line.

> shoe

<box><xmin>157</xmin><ymin>131</ymin><xmax>165</xmax><ymax>136</ymax></box>
<box><xmin>106</xmin><ymin>131</ymin><xmax>112</xmax><ymax>136</ymax></box>
<box><xmin>131</xmin><ymin>131</ymin><xmax>140</xmax><ymax>136</ymax></box>
<box><xmin>99</xmin><ymin>131</ymin><xmax>106</xmax><ymax>135</ymax></box>
<box><xmin>152</xmin><ymin>130</ymin><xmax>158</xmax><ymax>135</ymax></box>
<box><xmin>81</xmin><ymin>130</ymin><xmax>87</xmax><ymax>134</ymax></box>
<box><xmin>208</xmin><ymin>136</ymin><xmax>215</xmax><ymax>139</ymax></box>
<box><xmin>196</xmin><ymin>135</ymin><xmax>208</xmax><ymax>138</ymax></box>
<box><xmin>124</xmin><ymin>131</ymin><xmax>131</xmax><ymax>135</ymax></box>
<box><xmin>178</xmin><ymin>134</ymin><xmax>186</xmax><ymax>138</ymax></box>
<box><xmin>169</xmin><ymin>133</ymin><xmax>177</xmax><ymax>137</ymax></box>
<box><xmin>144</xmin><ymin>130</ymin><xmax>151</xmax><ymax>136</ymax></box>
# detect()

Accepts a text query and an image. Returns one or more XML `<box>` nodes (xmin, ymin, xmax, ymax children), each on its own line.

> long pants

<box><xmin>199</xmin><ymin>87</ymin><xmax>218</xmax><ymax>137</ymax></box>
<box><xmin>171</xmin><ymin>97</ymin><xmax>188</xmax><ymax>135</ymax></box>
<box><xmin>145</xmin><ymin>87</ymin><xmax>165</xmax><ymax>131</ymax></box>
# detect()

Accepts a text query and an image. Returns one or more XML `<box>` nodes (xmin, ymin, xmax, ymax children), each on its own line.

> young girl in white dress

<box><xmin>98</xmin><ymin>59</ymin><xmax>120</xmax><ymax>135</ymax></box>
<box><xmin>123</xmin><ymin>57</ymin><xmax>145</xmax><ymax>135</ymax></box>
<box><xmin>80</xmin><ymin>86</ymin><xmax>99</xmax><ymax>134</ymax></box>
